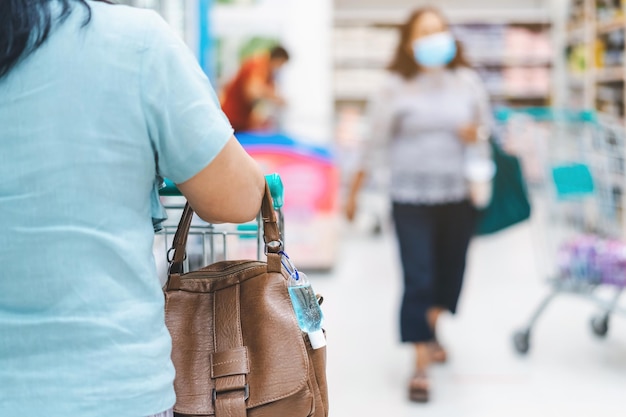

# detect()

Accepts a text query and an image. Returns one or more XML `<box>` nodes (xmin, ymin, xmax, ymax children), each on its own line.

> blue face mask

<box><xmin>412</xmin><ymin>32</ymin><xmax>457</xmax><ymax>68</ymax></box>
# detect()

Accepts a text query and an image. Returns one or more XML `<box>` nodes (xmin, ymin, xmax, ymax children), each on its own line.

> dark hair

<box><xmin>0</xmin><ymin>0</ymin><xmax>112</xmax><ymax>78</ymax></box>
<box><xmin>269</xmin><ymin>45</ymin><xmax>290</xmax><ymax>61</ymax></box>
<box><xmin>387</xmin><ymin>7</ymin><xmax>470</xmax><ymax>80</ymax></box>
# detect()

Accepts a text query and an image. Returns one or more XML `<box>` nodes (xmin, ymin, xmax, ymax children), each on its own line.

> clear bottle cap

<box><xmin>308</xmin><ymin>329</ymin><xmax>327</xmax><ymax>349</ymax></box>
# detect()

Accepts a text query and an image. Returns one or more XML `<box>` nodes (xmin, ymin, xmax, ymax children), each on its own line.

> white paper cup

<box><xmin>465</xmin><ymin>159</ymin><xmax>496</xmax><ymax>209</ymax></box>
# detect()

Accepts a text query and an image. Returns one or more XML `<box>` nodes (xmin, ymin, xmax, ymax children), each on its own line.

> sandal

<box><xmin>429</xmin><ymin>340</ymin><xmax>448</xmax><ymax>364</ymax></box>
<box><xmin>408</xmin><ymin>371</ymin><xmax>430</xmax><ymax>403</ymax></box>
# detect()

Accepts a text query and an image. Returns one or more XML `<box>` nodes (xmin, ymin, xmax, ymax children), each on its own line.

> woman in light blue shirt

<box><xmin>0</xmin><ymin>1</ymin><xmax>265</xmax><ymax>416</ymax></box>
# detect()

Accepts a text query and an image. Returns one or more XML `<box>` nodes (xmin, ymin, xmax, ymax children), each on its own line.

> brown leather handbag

<box><xmin>164</xmin><ymin>183</ymin><xmax>329</xmax><ymax>417</ymax></box>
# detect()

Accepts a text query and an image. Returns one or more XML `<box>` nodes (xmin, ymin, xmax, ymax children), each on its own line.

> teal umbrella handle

<box><xmin>158</xmin><ymin>174</ymin><xmax>284</xmax><ymax>210</ymax></box>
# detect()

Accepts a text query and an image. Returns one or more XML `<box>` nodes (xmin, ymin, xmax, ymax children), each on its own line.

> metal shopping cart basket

<box><xmin>154</xmin><ymin>174</ymin><xmax>285</xmax><ymax>276</ymax></box>
<box><xmin>495</xmin><ymin>108</ymin><xmax>626</xmax><ymax>355</ymax></box>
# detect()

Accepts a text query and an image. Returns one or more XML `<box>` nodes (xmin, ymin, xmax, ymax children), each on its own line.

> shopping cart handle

<box><xmin>158</xmin><ymin>174</ymin><xmax>284</xmax><ymax>210</ymax></box>
<box><xmin>159</xmin><ymin>178</ymin><xmax>182</xmax><ymax>196</ymax></box>
<box><xmin>265</xmin><ymin>173</ymin><xmax>284</xmax><ymax>209</ymax></box>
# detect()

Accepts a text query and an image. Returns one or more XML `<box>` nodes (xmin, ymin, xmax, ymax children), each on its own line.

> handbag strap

<box><xmin>166</xmin><ymin>180</ymin><xmax>283</xmax><ymax>287</ymax></box>
<box><xmin>169</xmin><ymin>203</ymin><xmax>194</xmax><ymax>267</ymax></box>
<box><xmin>211</xmin><ymin>283</ymin><xmax>249</xmax><ymax>417</ymax></box>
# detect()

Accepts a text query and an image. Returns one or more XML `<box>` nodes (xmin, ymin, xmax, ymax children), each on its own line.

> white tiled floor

<box><xmin>309</xmin><ymin>220</ymin><xmax>626</xmax><ymax>416</ymax></box>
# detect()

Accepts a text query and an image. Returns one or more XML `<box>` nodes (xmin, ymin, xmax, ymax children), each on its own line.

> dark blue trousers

<box><xmin>392</xmin><ymin>201</ymin><xmax>476</xmax><ymax>343</ymax></box>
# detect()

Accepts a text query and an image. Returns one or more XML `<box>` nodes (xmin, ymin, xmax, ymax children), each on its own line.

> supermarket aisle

<box><xmin>310</xmin><ymin>220</ymin><xmax>626</xmax><ymax>417</ymax></box>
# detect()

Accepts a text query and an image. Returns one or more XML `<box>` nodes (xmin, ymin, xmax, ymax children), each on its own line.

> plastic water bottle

<box><xmin>287</xmin><ymin>270</ymin><xmax>326</xmax><ymax>349</ymax></box>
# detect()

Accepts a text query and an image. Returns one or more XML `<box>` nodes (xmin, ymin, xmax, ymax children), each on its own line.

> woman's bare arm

<box><xmin>177</xmin><ymin>136</ymin><xmax>265</xmax><ymax>224</ymax></box>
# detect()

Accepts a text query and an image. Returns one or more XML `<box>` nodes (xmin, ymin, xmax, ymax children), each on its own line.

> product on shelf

<box><xmin>596</xmin><ymin>0</ymin><xmax>624</xmax><ymax>23</ymax></box>
<box><xmin>502</xmin><ymin>67</ymin><xmax>551</xmax><ymax>96</ymax></box>
<box><xmin>596</xmin><ymin>84</ymin><xmax>624</xmax><ymax>117</ymax></box>
<box><xmin>595</xmin><ymin>29</ymin><xmax>625</xmax><ymax>68</ymax></box>
<box><xmin>505</xmin><ymin>27</ymin><xmax>552</xmax><ymax>61</ymax></box>
<box><xmin>453</xmin><ymin>23</ymin><xmax>552</xmax><ymax>105</ymax></box>
<box><xmin>453</xmin><ymin>24</ymin><xmax>506</xmax><ymax>63</ymax></box>
<box><xmin>568</xmin><ymin>0</ymin><xmax>588</xmax><ymax>27</ymax></box>
<box><xmin>567</xmin><ymin>44</ymin><xmax>589</xmax><ymax>73</ymax></box>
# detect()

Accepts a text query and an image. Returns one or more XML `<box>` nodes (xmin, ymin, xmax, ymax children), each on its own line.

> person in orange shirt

<box><xmin>221</xmin><ymin>45</ymin><xmax>290</xmax><ymax>132</ymax></box>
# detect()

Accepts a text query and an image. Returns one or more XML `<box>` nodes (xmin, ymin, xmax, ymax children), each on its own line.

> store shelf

<box><xmin>568</xmin><ymin>75</ymin><xmax>587</xmax><ymax>87</ymax></box>
<box><xmin>334</xmin><ymin>34</ymin><xmax>551</xmax><ymax>109</ymax></box>
<box><xmin>568</xmin><ymin>69</ymin><xmax>587</xmax><ymax>79</ymax></box>
<box><xmin>596</xmin><ymin>67</ymin><xmax>626</xmax><ymax>83</ymax></box>
<box><xmin>333</xmin><ymin>58</ymin><xmax>388</xmax><ymax>69</ymax></box>
<box><xmin>333</xmin><ymin>93</ymin><xmax>369</xmax><ymax>102</ymax></box>
<box><xmin>492</xmin><ymin>93</ymin><xmax>550</xmax><ymax>100</ymax></box>
<box><xmin>561</xmin><ymin>1</ymin><xmax>626</xmax><ymax>237</ymax></box>
<box><xmin>596</xmin><ymin>18</ymin><xmax>626</xmax><ymax>35</ymax></box>
<box><xmin>567</xmin><ymin>20</ymin><xmax>588</xmax><ymax>32</ymax></box>
<box><xmin>470</xmin><ymin>56</ymin><xmax>553</xmax><ymax>66</ymax></box>
<box><xmin>334</xmin><ymin>6</ymin><xmax>552</xmax><ymax>116</ymax></box>
<box><xmin>597</xmin><ymin>111</ymin><xmax>625</xmax><ymax>124</ymax></box>
<box><xmin>567</xmin><ymin>23</ymin><xmax>588</xmax><ymax>45</ymax></box>
<box><xmin>334</xmin><ymin>8</ymin><xmax>551</xmax><ymax>26</ymax></box>
<box><xmin>334</xmin><ymin>56</ymin><xmax>553</xmax><ymax>68</ymax></box>
<box><xmin>333</xmin><ymin>92</ymin><xmax>550</xmax><ymax>102</ymax></box>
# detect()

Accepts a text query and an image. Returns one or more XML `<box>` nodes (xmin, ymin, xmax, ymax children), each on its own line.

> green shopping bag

<box><xmin>475</xmin><ymin>140</ymin><xmax>531</xmax><ymax>235</ymax></box>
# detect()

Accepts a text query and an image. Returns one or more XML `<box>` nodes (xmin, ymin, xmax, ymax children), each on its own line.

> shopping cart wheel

<box><xmin>590</xmin><ymin>315</ymin><xmax>609</xmax><ymax>338</ymax></box>
<box><xmin>513</xmin><ymin>330</ymin><xmax>530</xmax><ymax>355</ymax></box>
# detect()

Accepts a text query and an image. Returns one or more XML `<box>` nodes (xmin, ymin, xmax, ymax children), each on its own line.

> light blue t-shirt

<box><xmin>0</xmin><ymin>2</ymin><xmax>233</xmax><ymax>416</ymax></box>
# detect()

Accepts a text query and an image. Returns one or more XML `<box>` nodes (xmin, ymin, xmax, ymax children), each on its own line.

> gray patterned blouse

<box><xmin>363</xmin><ymin>68</ymin><xmax>492</xmax><ymax>204</ymax></box>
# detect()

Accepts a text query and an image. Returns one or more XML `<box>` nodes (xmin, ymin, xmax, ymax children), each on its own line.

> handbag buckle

<box><xmin>264</xmin><ymin>240</ymin><xmax>283</xmax><ymax>255</ymax></box>
<box><xmin>212</xmin><ymin>384</ymin><xmax>250</xmax><ymax>403</ymax></box>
